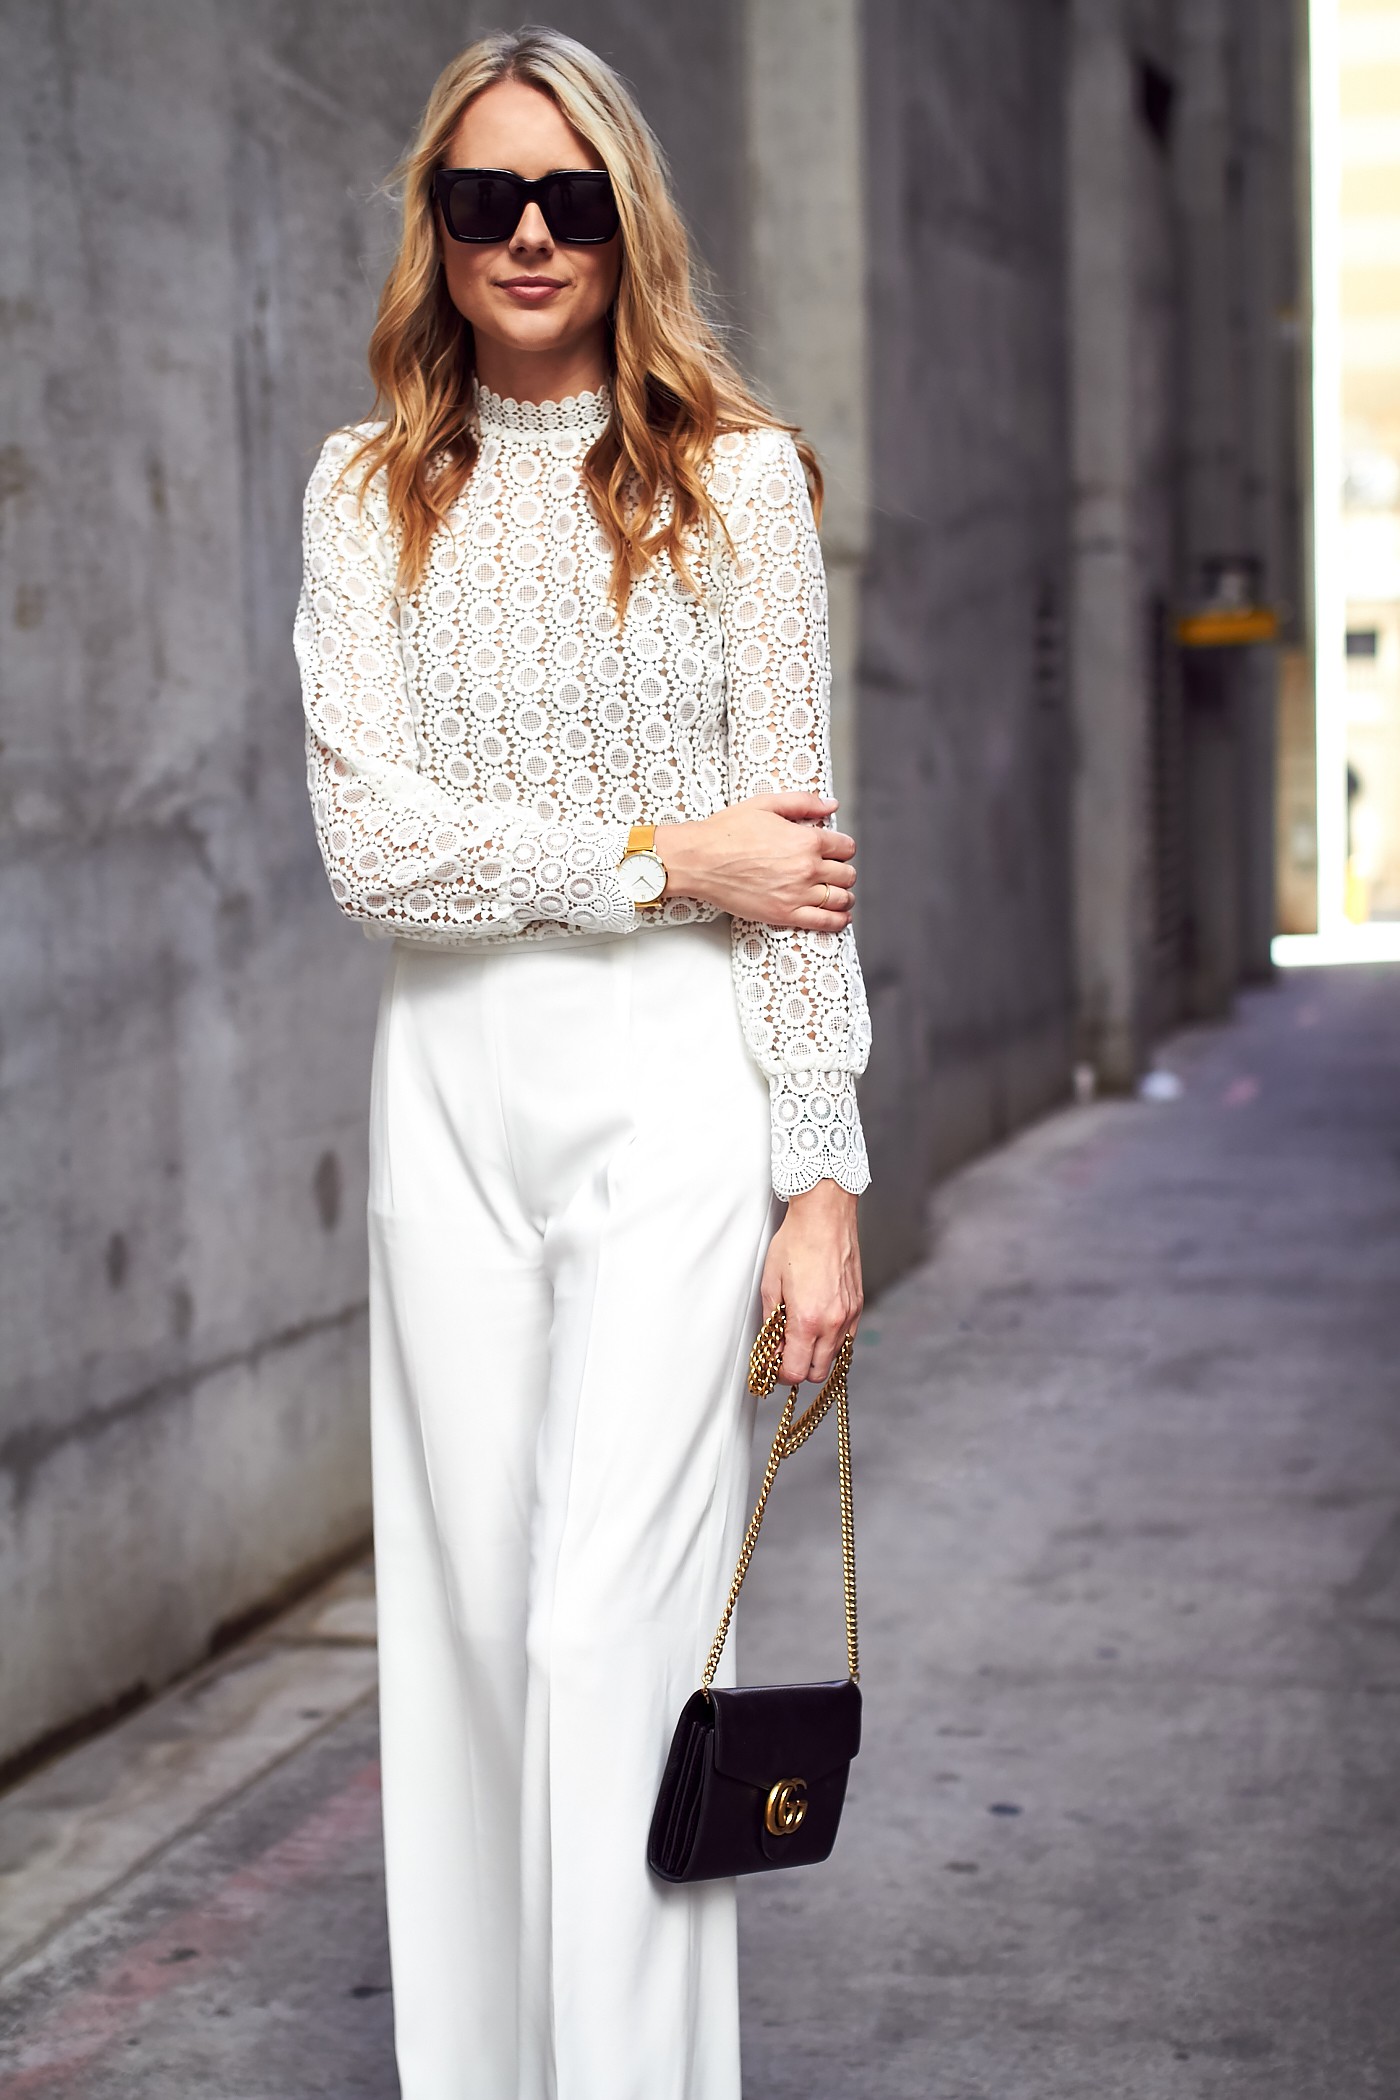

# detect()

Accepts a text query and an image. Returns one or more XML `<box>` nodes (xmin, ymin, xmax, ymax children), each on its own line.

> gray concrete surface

<box><xmin>3</xmin><ymin>960</ymin><xmax>1397</xmax><ymax>2097</ymax></box>
<box><xmin>0</xmin><ymin>1697</ymin><xmax>391</xmax><ymax>2099</ymax></box>
<box><xmin>1065</xmin><ymin>0</ymin><xmax>1302</xmax><ymax>1098</ymax></box>
<box><xmin>856</xmin><ymin>0</ymin><xmax>1079</xmax><ymax>1281</ymax></box>
<box><xmin>744</xmin><ymin>0</ymin><xmax>869</xmax><ymax>829</ymax></box>
<box><xmin>0</xmin><ymin>1560</ymin><xmax>377</xmax><ymax>1980</ymax></box>
<box><xmin>739</xmin><ymin>958</ymin><xmax>1400</xmax><ymax>2097</ymax></box>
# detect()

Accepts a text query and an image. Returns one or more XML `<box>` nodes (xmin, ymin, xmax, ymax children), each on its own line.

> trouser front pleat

<box><xmin>368</xmin><ymin>920</ymin><xmax>776</xmax><ymax>2100</ymax></box>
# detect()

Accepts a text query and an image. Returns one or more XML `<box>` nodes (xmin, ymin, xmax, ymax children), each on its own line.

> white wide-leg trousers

<box><xmin>368</xmin><ymin>920</ymin><xmax>777</xmax><ymax>2100</ymax></box>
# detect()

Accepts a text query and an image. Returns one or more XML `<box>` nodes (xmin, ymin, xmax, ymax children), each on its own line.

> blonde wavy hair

<box><xmin>345</xmin><ymin>26</ymin><xmax>821</xmax><ymax>608</ymax></box>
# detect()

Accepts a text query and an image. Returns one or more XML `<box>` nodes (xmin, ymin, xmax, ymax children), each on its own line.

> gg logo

<box><xmin>764</xmin><ymin>1777</ymin><xmax>809</xmax><ymax>1837</ymax></box>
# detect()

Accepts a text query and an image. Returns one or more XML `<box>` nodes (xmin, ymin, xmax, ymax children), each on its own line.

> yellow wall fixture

<box><xmin>1177</xmin><ymin>608</ymin><xmax>1282</xmax><ymax>647</ymax></box>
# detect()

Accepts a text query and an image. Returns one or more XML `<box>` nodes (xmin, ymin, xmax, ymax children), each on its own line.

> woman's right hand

<box><xmin>654</xmin><ymin>794</ymin><xmax>855</xmax><ymax>932</ymax></box>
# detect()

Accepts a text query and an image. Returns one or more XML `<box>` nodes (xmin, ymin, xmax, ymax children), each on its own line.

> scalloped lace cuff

<box><xmin>769</xmin><ymin>1069</ymin><xmax>870</xmax><ymax>1198</ymax></box>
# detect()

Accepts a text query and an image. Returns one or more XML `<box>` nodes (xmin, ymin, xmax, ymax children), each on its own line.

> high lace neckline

<box><xmin>473</xmin><ymin>379</ymin><xmax>612</xmax><ymax>441</ymax></box>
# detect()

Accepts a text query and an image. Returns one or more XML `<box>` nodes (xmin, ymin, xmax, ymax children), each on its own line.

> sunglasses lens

<box><xmin>441</xmin><ymin>173</ymin><xmax>522</xmax><ymax>242</ymax></box>
<box><xmin>437</xmin><ymin>171</ymin><xmax>619</xmax><ymax>243</ymax></box>
<box><xmin>542</xmin><ymin>175</ymin><xmax>619</xmax><ymax>243</ymax></box>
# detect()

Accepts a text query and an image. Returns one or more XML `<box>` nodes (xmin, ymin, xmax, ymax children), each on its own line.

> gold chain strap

<box><xmin>701</xmin><ymin>1304</ymin><xmax>859</xmax><ymax>1693</ymax></box>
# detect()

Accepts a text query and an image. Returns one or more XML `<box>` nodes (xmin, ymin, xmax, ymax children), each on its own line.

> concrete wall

<box><xmin>1068</xmin><ymin>0</ymin><xmax>1158</xmax><ymax>1087</ymax></box>
<box><xmin>0</xmin><ymin>0</ymin><xmax>749</xmax><ymax>1775</ymax></box>
<box><xmin>1067</xmin><ymin>0</ymin><xmax>1304</xmax><ymax>1094</ymax></box>
<box><xmin>742</xmin><ymin>0</ymin><xmax>869</xmax><ymax>822</ymax></box>
<box><xmin>856</xmin><ymin>0</ymin><xmax>1077</xmax><ymax>1282</ymax></box>
<box><xmin>1176</xmin><ymin>0</ymin><xmax>1300</xmax><ymax>997</ymax></box>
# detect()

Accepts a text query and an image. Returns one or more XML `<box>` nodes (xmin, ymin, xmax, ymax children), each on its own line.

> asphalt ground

<box><xmin>2</xmin><ymin>961</ymin><xmax>1397</xmax><ymax>2098</ymax></box>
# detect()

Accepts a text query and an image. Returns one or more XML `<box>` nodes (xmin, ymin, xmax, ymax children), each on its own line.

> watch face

<box><xmin>618</xmin><ymin>851</ymin><xmax>667</xmax><ymax>904</ymax></box>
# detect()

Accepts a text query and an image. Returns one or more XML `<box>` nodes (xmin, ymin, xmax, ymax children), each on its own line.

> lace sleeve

<box><xmin>714</xmin><ymin>430</ymin><xmax>872</xmax><ymax>1197</ymax></box>
<box><xmin>295</xmin><ymin>431</ymin><xmax>634</xmax><ymax>944</ymax></box>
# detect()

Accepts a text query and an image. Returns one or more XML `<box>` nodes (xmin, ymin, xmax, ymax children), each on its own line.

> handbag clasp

<box><xmin>764</xmin><ymin>1778</ymin><xmax>809</xmax><ymax>1836</ymax></box>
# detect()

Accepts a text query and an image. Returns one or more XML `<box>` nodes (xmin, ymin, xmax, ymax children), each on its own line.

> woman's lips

<box><xmin>499</xmin><ymin>277</ymin><xmax>565</xmax><ymax>303</ymax></box>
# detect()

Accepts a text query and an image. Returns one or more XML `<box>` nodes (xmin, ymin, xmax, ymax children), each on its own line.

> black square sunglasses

<box><xmin>433</xmin><ymin>167</ymin><xmax>619</xmax><ymax>246</ymax></box>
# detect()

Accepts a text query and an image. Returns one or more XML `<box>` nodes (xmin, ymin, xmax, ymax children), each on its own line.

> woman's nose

<box><xmin>509</xmin><ymin>203</ymin><xmax>554</xmax><ymax>253</ymax></box>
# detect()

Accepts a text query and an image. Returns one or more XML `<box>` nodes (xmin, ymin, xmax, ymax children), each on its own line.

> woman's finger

<box><xmin>784</xmin><ymin>1333</ymin><xmax>844</xmax><ymax>1386</ymax></box>
<box><xmin>808</xmin><ymin>1319</ymin><xmax>846</xmax><ymax>1385</ymax></box>
<box><xmin>751</xmin><ymin>791</ymin><xmax>840</xmax><ymax>822</ymax></box>
<box><xmin>806</xmin><ymin>909</ymin><xmax>854</xmax><ymax>930</ymax></box>
<box><xmin>779</xmin><ymin>1346</ymin><xmax>815</xmax><ymax>1385</ymax></box>
<box><xmin>779</xmin><ymin>1305</ymin><xmax>857</xmax><ymax>1386</ymax></box>
<box><xmin>777</xmin><ymin>1309</ymin><xmax>817</xmax><ymax>1385</ymax></box>
<box><xmin>816</xmin><ymin>861</ymin><xmax>856</xmax><ymax>892</ymax></box>
<box><xmin>817</xmin><ymin>1304</ymin><xmax>863</xmax><ymax>1383</ymax></box>
<box><xmin>790</xmin><ymin>906</ymin><xmax>854</xmax><ymax>933</ymax></box>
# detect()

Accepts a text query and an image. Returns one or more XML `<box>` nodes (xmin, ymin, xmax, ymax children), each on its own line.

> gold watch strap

<box><xmin>625</xmin><ymin>823</ymin><xmax>656</xmax><ymax>856</ymax></box>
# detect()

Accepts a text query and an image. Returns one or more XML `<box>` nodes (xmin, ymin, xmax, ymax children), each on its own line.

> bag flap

<box><xmin>710</xmin><ymin>1679</ymin><xmax>861</xmax><ymax>1788</ymax></box>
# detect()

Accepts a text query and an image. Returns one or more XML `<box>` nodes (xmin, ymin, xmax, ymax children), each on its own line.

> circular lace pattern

<box><xmin>295</xmin><ymin>385</ymin><xmax>870</xmax><ymax>1194</ymax></box>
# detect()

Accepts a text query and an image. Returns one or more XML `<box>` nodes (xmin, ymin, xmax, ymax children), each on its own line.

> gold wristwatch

<box><xmin>615</xmin><ymin>822</ymin><xmax>668</xmax><ymax>910</ymax></box>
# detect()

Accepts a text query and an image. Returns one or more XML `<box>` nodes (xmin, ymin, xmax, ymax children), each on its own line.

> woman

<box><xmin>295</xmin><ymin>28</ymin><xmax>870</xmax><ymax>2099</ymax></box>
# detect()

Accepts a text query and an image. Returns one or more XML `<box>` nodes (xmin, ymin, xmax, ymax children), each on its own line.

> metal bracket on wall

<box><xmin>1176</xmin><ymin>607</ymin><xmax>1280</xmax><ymax>648</ymax></box>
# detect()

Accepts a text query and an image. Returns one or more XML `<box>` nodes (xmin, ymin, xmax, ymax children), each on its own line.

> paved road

<box><xmin>739</xmin><ymin>961</ymin><xmax>1400</xmax><ymax>2098</ymax></box>
<box><xmin>2</xmin><ymin>962</ymin><xmax>1397</xmax><ymax>2098</ymax></box>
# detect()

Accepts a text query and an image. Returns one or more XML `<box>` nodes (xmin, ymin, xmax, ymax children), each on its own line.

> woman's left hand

<box><xmin>760</xmin><ymin>1179</ymin><xmax>863</xmax><ymax>1387</ymax></box>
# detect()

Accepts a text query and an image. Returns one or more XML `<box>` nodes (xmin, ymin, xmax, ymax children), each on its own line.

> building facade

<box><xmin>1338</xmin><ymin>0</ymin><xmax>1400</xmax><ymax>924</ymax></box>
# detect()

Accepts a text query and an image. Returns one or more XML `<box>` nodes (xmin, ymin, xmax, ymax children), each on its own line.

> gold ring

<box><xmin>820</xmin><ymin>883</ymin><xmax>832</xmax><ymax>909</ymax></box>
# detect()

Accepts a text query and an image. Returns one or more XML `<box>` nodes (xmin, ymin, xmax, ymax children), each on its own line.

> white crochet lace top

<box><xmin>295</xmin><ymin>382</ymin><xmax>871</xmax><ymax>1196</ymax></box>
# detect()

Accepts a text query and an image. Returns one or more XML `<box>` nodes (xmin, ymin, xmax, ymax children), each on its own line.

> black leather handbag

<box><xmin>648</xmin><ymin>1306</ymin><xmax>861</xmax><ymax>1883</ymax></box>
